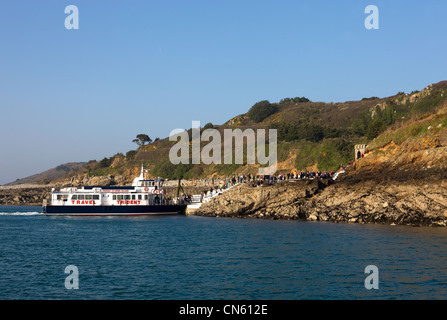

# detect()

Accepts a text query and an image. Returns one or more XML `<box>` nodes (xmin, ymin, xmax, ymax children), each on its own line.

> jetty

<box><xmin>186</xmin><ymin>183</ymin><xmax>241</xmax><ymax>215</ymax></box>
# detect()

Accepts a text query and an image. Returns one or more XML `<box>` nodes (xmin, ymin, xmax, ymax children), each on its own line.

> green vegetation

<box><xmin>279</xmin><ymin>97</ymin><xmax>310</xmax><ymax>104</ymax></box>
<box><xmin>125</xmin><ymin>150</ymin><xmax>137</xmax><ymax>160</ymax></box>
<box><xmin>411</xmin><ymin>92</ymin><xmax>447</xmax><ymax>114</ymax></box>
<box><xmin>151</xmin><ymin>160</ymin><xmax>194</xmax><ymax>180</ymax></box>
<box><xmin>277</xmin><ymin>142</ymin><xmax>291</xmax><ymax>162</ymax></box>
<box><xmin>247</xmin><ymin>100</ymin><xmax>279</xmax><ymax>123</ymax></box>
<box><xmin>270</xmin><ymin>122</ymin><xmax>341</xmax><ymax>143</ymax></box>
<box><xmin>351</xmin><ymin>104</ymin><xmax>397</xmax><ymax>140</ymax></box>
<box><xmin>211</xmin><ymin>163</ymin><xmax>242</xmax><ymax>176</ymax></box>
<box><xmin>132</xmin><ymin>134</ymin><xmax>152</xmax><ymax>147</ymax></box>
<box><xmin>294</xmin><ymin>139</ymin><xmax>354</xmax><ymax>172</ymax></box>
<box><xmin>98</xmin><ymin>157</ymin><xmax>114</xmax><ymax>168</ymax></box>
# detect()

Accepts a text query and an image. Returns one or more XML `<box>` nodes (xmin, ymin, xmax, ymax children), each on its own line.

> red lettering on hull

<box><xmin>116</xmin><ymin>200</ymin><xmax>142</xmax><ymax>205</ymax></box>
<box><xmin>73</xmin><ymin>200</ymin><xmax>96</xmax><ymax>205</ymax></box>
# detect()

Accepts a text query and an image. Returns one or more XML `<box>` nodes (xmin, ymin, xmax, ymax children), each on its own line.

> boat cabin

<box><xmin>49</xmin><ymin>167</ymin><xmax>167</xmax><ymax>207</ymax></box>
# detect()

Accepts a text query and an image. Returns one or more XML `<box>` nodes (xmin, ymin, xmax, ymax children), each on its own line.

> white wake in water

<box><xmin>0</xmin><ymin>212</ymin><xmax>41</xmax><ymax>216</ymax></box>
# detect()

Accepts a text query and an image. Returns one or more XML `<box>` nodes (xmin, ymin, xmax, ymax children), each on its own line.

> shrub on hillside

<box><xmin>271</xmin><ymin>122</ymin><xmax>341</xmax><ymax>143</ymax></box>
<box><xmin>126</xmin><ymin>150</ymin><xmax>137</xmax><ymax>160</ymax></box>
<box><xmin>279</xmin><ymin>97</ymin><xmax>310</xmax><ymax>104</ymax></box>
<box><xmin>98</xmin><ymin>157</ymin><xmax>113</xmax><ymax>168</ymax></box>
<box><xmin>152</xmin><ymin>160</ymin><xmax>194</xmax><ymax>180</ymax></box>
<box><xmin>247</xmin><ymin>100</ymin><xmax>279</xmax><ymax>123</ymax></box>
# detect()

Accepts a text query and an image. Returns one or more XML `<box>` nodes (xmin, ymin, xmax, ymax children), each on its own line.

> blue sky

<box><xmin>0</xmin><ymin>1</ymin><xmax>446</xmax><ymax>184</ymax></box>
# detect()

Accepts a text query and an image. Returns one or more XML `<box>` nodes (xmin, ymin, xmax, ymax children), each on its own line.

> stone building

<box><xmin>355</xmin><ymin>144</ymin><xmax>368</xmax><ymax>160</ymax></box>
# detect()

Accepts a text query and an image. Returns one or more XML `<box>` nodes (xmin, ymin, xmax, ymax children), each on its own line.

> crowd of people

<box><xmin>237</xmin><ymin>170</ymin><xmax>336</xmax><ymax>187</ymax></box>
<box><xmin>198</xmin><ymin>165</ymin><xmax>349</xmax><ymax>200</ymax></box>
<box><xmin>201</xmin><ymin>177</ymin><xmax>238</xmax><ymax>199</ymax></box>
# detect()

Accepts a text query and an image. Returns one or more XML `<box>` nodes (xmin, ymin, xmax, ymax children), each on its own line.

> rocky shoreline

<box><xmin>193</xmin><ymin>146</ymin><xmax>447</xmax><ymax>227</ymax></box>
<box><xmin>193</xmin><ymin>177</ymin><xmax>447</xmax><ymax>227</ymax></box>
<box><xmin>0</xmin><ymin>185</ymin><xmax>53</xmax><ymax>206</ymax></box>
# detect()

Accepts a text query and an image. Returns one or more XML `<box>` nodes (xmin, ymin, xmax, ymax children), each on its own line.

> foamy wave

<box><xmin>0</xmin><ymin>212</ymin><xmax>41</xmax><ymax>216</ymax></box>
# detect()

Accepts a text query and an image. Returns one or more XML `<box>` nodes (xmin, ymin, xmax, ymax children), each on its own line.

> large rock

<box><xmin>195</xmin><ymin>179</ymin><xmax>332</xmax><ymax>220</ymax></box>
<box><xmin>194</xmin><ymin>176</ymin><xmax>447</xmax><ymax>226</ymax></box>
<box><xmin>0</xmin><ymin>185</ymin><xmax>52</xmax><ymax>206</ymax></box>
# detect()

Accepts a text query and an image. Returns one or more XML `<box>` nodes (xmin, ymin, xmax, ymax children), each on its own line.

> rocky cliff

<box><xmin>193</xmin><ymin>145</ymin><xmax>447</xmax><ymax>227</ymax></box>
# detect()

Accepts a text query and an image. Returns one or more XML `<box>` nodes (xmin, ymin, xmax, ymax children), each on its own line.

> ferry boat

<box><xmin>42</xmin><ymin>167</ymin><xmax>187</xmax><ymax>216</ymax></box>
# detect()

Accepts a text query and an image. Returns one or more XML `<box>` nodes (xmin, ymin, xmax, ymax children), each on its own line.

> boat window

<box><xmin>113</xmin><ymin>195</ymin><xmax>116</xmax><ymax>200</ymax></box>
<box><xmin>72</xmin><ymin>195</ymin><xmax>77</xmax><ymax>200</ymax></box>
<box><xmin>132</xmin><ymin>195</ymin><xmax>135</xmax><ymax>200</ymax></box>
<box><xmin>86</xmin><ymin>195</ymin><xmax>93</xmax><ymax>200</ymax></box>
<box><xmin>78</xmin><ymin>195</ymin><xmax>85</xmax><ymax>200</ymax></box>
<box><xmin>93</xmin><ymin>195</ymin><xmax>100</xmax><ymax>200</ymax></box>
<box><xmin>138</xmin><ymin>195</ymin><xmax>142</xmax><ymax>200</ymax></box>
<box><xmin>125</xmin><ymin>195</ymin><xmax>130</xmax><ymax>200</ymax></box>
<box><xmin>144</xmin><ymin>195</ymin><xmax>148</xmax><ymax>200</ymax></box>
<box><xmin>118</xmin><ymin>195</ymin><xmax>124</xmax><ymax>200</ymax></box>
<box><xmin>57</xmin><ymin>195</ymin><xmax>63</xmax><ymax>200</ymax></box>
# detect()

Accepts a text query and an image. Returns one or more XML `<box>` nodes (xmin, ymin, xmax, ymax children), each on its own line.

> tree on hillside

<box><xmin>132</xmin><ymin>134</ymin><xmax>152</xmax><ymax>147</ymax></box>
<box><xmin>99</xmin><ymin>157</ymin><xmax>113</xmax><ymax>168</ymax></box>
<box><xmin>247</xmin><ymin>100</ymin><xmax>279</xmax><ymax>123</ymax></box>
<box><xmin>304</xmin><ymin>124</ymin><xmax>325</xmax><ymax>142</ymax></box>
<box><xmin>366</xmin><ymin>118</ymin><xmax>386</xmax><ymax>140</ymax></box>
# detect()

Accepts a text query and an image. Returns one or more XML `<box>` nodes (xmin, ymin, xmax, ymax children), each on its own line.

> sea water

<box><xmin>1</xmin><ymin>205</ymin><xmax>447</xmax><ymax>300</ymax></box>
